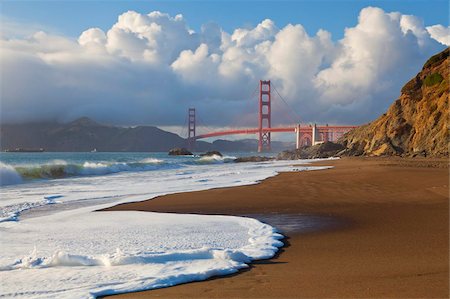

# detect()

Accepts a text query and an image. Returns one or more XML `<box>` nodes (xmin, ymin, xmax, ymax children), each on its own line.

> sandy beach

<box><xmin>103</xmin><ymin>157</ymin><xmax>449</xmax><ymax>298</ymax></box>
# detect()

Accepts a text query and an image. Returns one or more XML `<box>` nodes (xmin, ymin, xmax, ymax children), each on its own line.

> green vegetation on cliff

<box><xmin>424</xmin><ymin>73</ymin><xmax>444</xmax><ymax>87</ymax></box>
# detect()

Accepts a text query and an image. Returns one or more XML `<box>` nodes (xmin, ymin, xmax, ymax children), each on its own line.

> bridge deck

<box><xmin>194</xmin><ymin>126</ymin><xmax>357</xmax><ymax>140</ymax></box>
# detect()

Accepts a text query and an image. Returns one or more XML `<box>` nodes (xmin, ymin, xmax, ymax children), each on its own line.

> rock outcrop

<box><xmin>277</xmin><ymin>142</ymin><xmax>345</xmax><ymax>160</ymax></box>
<box><xmin>340</xmin><ymin>48</ymin><xmax>449</xmax><ymax>157</ymax></box>
<box><xmin>168</xmin><ymin>148</ymin><xmax>193</xmax><ymax>156</ymax></box>
<box><xmin>234</xmin><ymin>156</ymin><xmax>274</xmax><ymax>163</ymax></box>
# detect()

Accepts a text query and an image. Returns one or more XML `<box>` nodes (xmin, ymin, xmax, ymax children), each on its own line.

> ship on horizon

<box><xmin>4</xmin><ymin>148</ymin><xmax>45</xmax><ymax>153</ymax></box>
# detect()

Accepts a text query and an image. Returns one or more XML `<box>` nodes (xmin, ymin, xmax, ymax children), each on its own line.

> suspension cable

<box><xmin>180</xmin><ymin>113</ymin><xmax>188</xmax><ymax>139</ymax></box>
<box><xmin>271</xmin><ymin>83</ymin><xmax>302</xmax><ymax>124</ymax></box>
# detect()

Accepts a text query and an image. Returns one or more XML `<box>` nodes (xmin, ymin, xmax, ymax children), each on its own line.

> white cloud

<box><xmin>102</xmin><ymin>10</ymin><xmax>199</xmax><ymax>64</ymax></box>
<box><xmin>171</xmin><ymin>43</ymin><xmax>220</xmax><ymax>84</ymax></box>
<box><xmin>426</xmin><ymin>24</ymin><xmax>450</xmax><ymax>46</ymax></box>
<box><xmin>231</xmin><ymin>19</ymin><xmax>278</xmax><ymax>48</ymax></box>
<box><xmin>313</xmin><ymin>7</ymin><xmax>442</xmax><ymax>120</ymax></box>
<box><xmin>399</xmin><ymin>14</ymin><xmax>429</xmax><ymax>47</ymax></box>
<box><xmin>78</xmin><ymin>28</ymin><xmax>106</xmax><ymax>46</ymax></box>
<box><xmin>268</xmin><ymin>24</ymin><xmax>333</xmax><ymax>99</ymax></box>
<box><xmin>0</xmin><ymin>7</ymin><xmax>447</xmax><ymax>129</ymax></box>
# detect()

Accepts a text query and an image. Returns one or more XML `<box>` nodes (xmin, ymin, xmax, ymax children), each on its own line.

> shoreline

<box><xmin>103</xmin><ymin>157</ymin><xmax>449</xmax><ymax>298</ymax></box>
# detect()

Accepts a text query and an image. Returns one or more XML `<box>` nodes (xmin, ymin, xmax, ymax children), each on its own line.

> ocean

<box><xmin>0</xmin><ymin>152</ymin><xmax>330</xmax><ymax>298</ymax></box>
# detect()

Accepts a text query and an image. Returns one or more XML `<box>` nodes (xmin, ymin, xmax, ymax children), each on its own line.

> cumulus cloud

<box><xmin>0</xmin><ymin>7</ymin><xmax>447</xmax><ymax>130</ymax></box>
<box><xmin>426</xmin><ymin>24</ymin><xmax>450</xmax><ymax>46</ymax></box>
<box><xmin>313</xmin><ymin>7</ymin><xmax>440</xmax><ymax>121</ymax></box>
<box><xmin>171</xmin><ymin>44</ymin><xmax>221</xmax><ymax>84</ymax></box>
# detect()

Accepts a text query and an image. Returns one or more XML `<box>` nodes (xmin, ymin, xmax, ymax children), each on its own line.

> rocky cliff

<box><xmin>340</xmin><ymin>48</ymin><xmax>449</xmax><ymax>157</ymax></box>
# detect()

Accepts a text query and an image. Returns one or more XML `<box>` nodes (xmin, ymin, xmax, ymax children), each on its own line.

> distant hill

<box><xmin>0</xmin><ymin>117</ymin><xmax>294</xmax><ymax>152</ymax></box>
<box><xmin>340</xmin><ymin>48</ymin><xmax>449</xmax><ymax>157</ymax></box>
<box><xmin>0</xmin><ymin>117</ymin><xmax>188</xmax><ymax>152</ymax></box>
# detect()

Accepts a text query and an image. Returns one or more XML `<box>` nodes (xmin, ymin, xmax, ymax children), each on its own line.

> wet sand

<box><xmin>103</xmin><ymin>157</ymin><xmax>449</xmax><ymax>298</ymax></box>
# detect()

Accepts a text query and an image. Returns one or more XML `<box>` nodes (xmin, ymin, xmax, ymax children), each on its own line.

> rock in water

<box><xmin>339</xmin><ymin>48</ymin><xmax>449</xmax><ymax>157</ymax></box>
<box><xmin>168</xmin><ymin>148</ymin><xmax>193</xmax><ymax>156</ymax></box>
<box><xmin>234</xmin><ymin>156</ymin><xmax>274</xmax><ymax>163</ymax></box>
<box><xmin>200</xmin><ymin>151</ymin><xmax>223</xmax><ymax>157</ymax></box>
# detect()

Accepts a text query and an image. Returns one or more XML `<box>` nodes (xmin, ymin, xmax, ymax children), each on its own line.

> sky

<box><xmin>0</xmin><ymin>0</ymin><xmax>449</xmax><ymax>138</ymax></box>
<box><xmin>2</xmin><ymin>1</ymin><xmax>449</xmax><ymax>40</ymax></box>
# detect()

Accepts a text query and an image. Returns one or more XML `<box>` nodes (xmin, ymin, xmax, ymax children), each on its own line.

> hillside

<box><xmin>340</xmin><ymin>48</ymin><xmax>449</xmax><ymax>157</ymax></box>
<box><xmin>0</xmin><ymin>118</ymin><xmax>294</xmax><ymax>152</ymax></box>
<box><xmin>0</xmin><ymin>117</ymin><xmax>191</xmax><ymax>152</ymax></box>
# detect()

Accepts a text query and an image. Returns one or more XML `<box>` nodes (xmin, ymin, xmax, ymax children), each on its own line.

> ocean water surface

<box><xmin>0</xmin><ymin>152</ymin><xmax>331</xmax><ymax>298</ymax></box>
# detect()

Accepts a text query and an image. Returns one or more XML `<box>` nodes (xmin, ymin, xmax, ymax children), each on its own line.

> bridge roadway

<box><xmin>193</xmin><ymin>125</ymin><xmax>357</xmax><ymax>140</ymax></box>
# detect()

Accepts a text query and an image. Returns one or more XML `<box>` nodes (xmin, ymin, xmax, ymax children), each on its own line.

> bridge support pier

<box><xmin>296</xmin><ymin>124</ymin><xmax>301</xmax><ymax>149</ymax></box>
<box><xmin>312</xmin><ymin>124</ymin><xmax>318</xmax><ymax>145</ymax></box>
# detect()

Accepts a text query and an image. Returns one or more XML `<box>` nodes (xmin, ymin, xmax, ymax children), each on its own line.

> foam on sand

<box><xmin>0</xmin><ymin>210</ymin><xmax>283</xmax><ymax>299</ymax></box>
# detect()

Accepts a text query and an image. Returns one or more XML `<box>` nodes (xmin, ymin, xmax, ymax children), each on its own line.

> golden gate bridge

<box><xmin>186</xmin><ymin>80</ymin><xmax>357</xmax><ymax>152</ymax></box>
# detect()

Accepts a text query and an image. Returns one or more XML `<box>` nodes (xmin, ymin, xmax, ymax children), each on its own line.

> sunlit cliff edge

<box><xmin>340</xmin><ymin>48</ymin><xmax>449</xmax><ymax>157</ymax></box>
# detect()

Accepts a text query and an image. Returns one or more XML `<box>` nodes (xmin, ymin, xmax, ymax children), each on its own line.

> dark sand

<box><xmin>103</xmin><ymin>157</ymin><xmax>449</xmax><ymax>298</ymax></box>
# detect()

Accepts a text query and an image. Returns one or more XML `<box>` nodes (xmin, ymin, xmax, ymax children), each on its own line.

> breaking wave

<box><xmin>0</xmin><ymin>162</ymin><xmax>23</xmax><ymax>186</ymax></box>
<box><xmin>0</xmin><ymin>154</ymin><xmax>245</xmax><ymax>185</ymax></box>
<box><xmin>3</xmin><ymin>158</ymin><xmax>167</xmax><ymax>182</ymax></box>
<box><xmin>196</xmin><ymin>155</ymin><xmax>236</xmax><ymax>164</ymax></box>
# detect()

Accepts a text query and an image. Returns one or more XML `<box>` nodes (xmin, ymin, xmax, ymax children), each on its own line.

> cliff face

<box><xmin>341</xmin><ymin>48</ymin><xmax>449</xmax><ymax>157</ymax></box>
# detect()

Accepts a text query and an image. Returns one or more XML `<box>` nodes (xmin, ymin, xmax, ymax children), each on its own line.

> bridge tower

<box><xmin>187</xmin><ymin>108</ymin><xmax>196</xmax><ymax>150</ymax></box>
<box><xmin>258</xmin><ymin>80</ymin><xmax>271</xmax><ymax>152</ymax></box>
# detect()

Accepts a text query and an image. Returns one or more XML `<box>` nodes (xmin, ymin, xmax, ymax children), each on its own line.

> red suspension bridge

<box><xmin>186</xmin><ymin>80</ymin><xmax>358</xmax><ymax>152</ymax></box>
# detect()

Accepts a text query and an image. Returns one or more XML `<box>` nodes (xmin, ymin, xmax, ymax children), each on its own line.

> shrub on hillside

<box><xmin>423</xmin><ymin>73</ymin><xmax>444</xmax><ymax>87</ymax></box>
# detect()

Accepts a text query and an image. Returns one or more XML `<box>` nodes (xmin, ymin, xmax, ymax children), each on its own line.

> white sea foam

<box><xmin>0</xmin><ymin>210</ymin><xmax>283</xmax><ymax>298</ymax></box>
<box><xmin>79</xmin><ymin>161</ymin><xmax>130</xmax><ymax>175</ymax></box>
<box><xmin>0</xmin><ymin>195</ymin><xmax>61</xmax><ymax>222</ymax></box>
<box><xmin>0</xmin><ymin>157</ymin><xmax>335</xmax><ymax>298</ymax></box>
<box><xmin>197</xmin><ymin>154</ymin><xmax>236</xmax><ymax>164</ymax></box>
<box><xmin>139</xmin><ymin>157</ymin><xmax>164</xmax><ymax>164</ymax></box>
<box><xmin>49</xmin><ymin>159</ymin><xmax>68</xmax><ymax>165</ymax></box>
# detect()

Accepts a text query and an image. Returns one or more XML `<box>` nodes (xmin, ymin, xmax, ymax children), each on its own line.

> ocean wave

<box><xmin>3</xmin><ymin>158</ymin><xmax>168</xmax><ymax>182</ymax></box>
<box><xmin>196</xmin><ymin>155</ymin><xmax>236</xmax><ymax>164</ymax></box>
<box><xmin>0</xmin><ymin>162</ymin><xmax>23</xmax><ymax>186</ymax></box>
<box><xmin>139</xmin><ymin>158</ymin><xmax>164</xmax><ymax>164</ymax></box>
